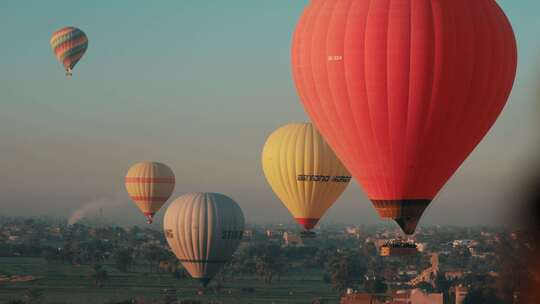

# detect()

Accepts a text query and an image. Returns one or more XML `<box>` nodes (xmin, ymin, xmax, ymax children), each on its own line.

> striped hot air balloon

<box><xmin>50</xmin><ymin>26</ymin><xmax>88</xmax><ymax>76</ymax></box>
<box><xmin>125</xmin><ymin>162</ymin><xmax>175</xmax><ymax>224</ymax></box>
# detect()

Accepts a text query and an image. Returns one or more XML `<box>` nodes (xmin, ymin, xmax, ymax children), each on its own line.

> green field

<box><xmin>0</xmin><ymin>257</ymin><xmax>339</xmax><ymax>304</ymax></box>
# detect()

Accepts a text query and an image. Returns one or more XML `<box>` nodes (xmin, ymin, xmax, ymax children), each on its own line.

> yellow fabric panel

<box><xmin>261</xmin><ymin>123</ymin><xmax>351</xmax><ymax>220</ymax></box>
<box><xmin>125</xmin><ymin>161</ymin><xmax>175</xmax><ymax>216</ymax></box>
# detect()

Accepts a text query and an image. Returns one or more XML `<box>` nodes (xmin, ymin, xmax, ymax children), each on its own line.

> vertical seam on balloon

<box><xmin>285</xmin><ymin>125</ymin><xmax>300</xmax><ymax>215</ymax></box>
<box><xmin>405</xmin><ymin>0</ymin><xmax>433</xmax><ymax>198</ymax></box>
<box><xmin>474</xmin><ymin>1</ymin><xmax>513</xmax><ymax>163</ymax></box>
<box><xmin>302</xmin><ymin>124</ymin><xmax>309</xmax><ymax>216</ymax></box>
<box><xmin>310</xmin><ymin>0</ymin><xmax>344</xmax><ymax>185</ymax></box>
<box><xmin>325</xmin><ymin>0</ymin><xmax>349</xmax><ymax>171</ymax></box>
<box><xmin>312</xmin><ymin>0</ymin><xmax>336</xmax><ymax>151</ymax></box>
<box><xmin>296</xmin><ymin>124</ymin><xmax>306</xmax><ymax>215</ymax></box>
<box><xmin>349</xmin><ymin>0</ymin><xmax>382</xmax><ymax>198</ymax></box>
<box><xmin>265</xmin><ymin>130</ymin><xmax>291</xmax><ymax>219</ymax></box>
<box><xmin>150</xmin><ymin>164</ymin><xmax>156</xmax><ymax>210</ymax></box>
<box><xmin>131</xmin><ymin>166</ymin><xmax>140</xmax><ymax>211</ymax></box>
<box><xmin>178</xmin><ymin>196</ymin><xmax>190</xmax><ymax>269</ymax></box>
<box><xmin>199</xmin><ymin>193</ymin><xmax>206</xmax><ymax>276</ymax></box>
<box><xmin>437</xmin><ymin>0</ymin><xmax>472</xmax><ymax>194</ymax></box>
<box><xmin>173</xmin><ymin>198</ymin><xmax>182</xmax><ymax>270</ymax></box>
<box><xmin>140</xmin><ymin>165</ymin><xmax>148</xmax><ymax>212</ymax></box>
<box><xmin>313</xmin><ymin>2</ymin><xmax>344</xmax><ymax>217</ymax></box>
<box><xmin>290</xmin><ymin>123</ymin><xmax>304</xmax><ymax>214</ymax></box>
<box><xmin>181</xmin><ymin>195</ymin><xmax>190</xmax><ymax>266</ymax></box>
<box><xmin>460</xmin><ymin>0</ymin><xmax>494</xmax><ymax>166</ymax></box>
<box><xmin>208</xmin><ymin>195</ymin><xmax>216</xmax><ymax>274</ymax></box>
<box><xmin>296</xmin><ymin>0</ymin><xmax>319</xmax><ymax>130</ymax></box>
<box><xmin>196</xmin><ymin>193</ymin><xmax>205</xmax><ymax>276</ymax></box>
<box><xmin>482</xmin><ymin>1</ymin><xmax>515</xmax><ymax>146</ymax></box>
<box><xmin>199</xmin><ymin>193</ymin><xmax>207</xmax><ymax>275</ymax></box>
<box><xmin>318</xmin><ymin>0</ymin><xmax>347</xmax><ymax>216</ymax></box>
<box><xmin>364</xmin><ymin>0</ymin><xmax>389</xmax><ymax>198</ymax></box>
<box><xmin>401</xmin><ymin>0</ymin><xmax>412</xmax><ymax>198</ymax></box>
<box><xmin>279</xmin><ymin>125</ymin><xmax>297</xmax><ymax>216</ymax></box>
<box><xmin>313</xmin><ymin>125</ymin><xmax>329</xmax><ymax>218</ymax></box>
<box><xmin>293</xmin><ymin>2</ymin><xmax>317</xmax><ymax>135</ymax></box>
<box><xmin>440</xmin><ymin>0</ymin><xmax>480</xmax><ymax>194</ymax></box>
<box><xmin>326</xmin><ymin>0</ymin><xmax>358</xmax><ymax>178</ymax></box>
<box><xmin>305</xmin><ymin>124</ymin><xmax>313</xmax><ymax>216</ymax></box>
<box><xmin>343</xmin><ymin>0</ymin><xmax>376</xmax><ymax>198</ymax></box>
<box><xmin>420</xmin><ymin>0</ymin><xmax>437</xmax><ymax>198</ymax></box>
<box><xmin>436</xmin><ymin>1</ymin><xmax>478</xmax><ymax>197</ymax></box>
<box><xmin>325</xmin><ymin>126</ymin><xmax>347</xmax><ymax>218</ymax></box>
<box><xmin>293</xmin><ymin>3</ymin><xmax>321</xmax><ymax>215</ymax></box>
<box><xmin>131</xmin><ymin>166</ymin><xmax>139</xmax><ymax>210</ymax></box>
<box><xmin>224</xmin><ymin>196</ymin><xmax>233</xmax><ymax>262</ymax></box>
<box><xmin>419</xmin><ymin>0</ymin><xmax>455</xmax><ymax>198</ymax></box>
<box><xmin>272</xmin><ymin>128</ymin><xmax>288</xmax><ymax>210</ymax></box>
<box><xmin>315</xmin><ymin>126</ymin><xmax>327</xmax><ymax>217</ymax></box>
<box><xmin>187</xmin><ymin>194</ymin><xmax>196</xmax><ymax>268</ymax></box>
<box><xmin>298</xmin><ymin>0</ymin><xmax>329</xmax><ymax>216</ymax></box>
<box><xmin>385</xmin><ymin>0</ymin><xmax>395</xmax><ymax>198</ymax></box>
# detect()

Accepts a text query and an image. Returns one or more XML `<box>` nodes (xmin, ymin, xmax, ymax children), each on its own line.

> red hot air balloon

<box><xmin>292</xmin><ymin>0</ymin><xmax>517</xmax><ymax>234</ymax></box>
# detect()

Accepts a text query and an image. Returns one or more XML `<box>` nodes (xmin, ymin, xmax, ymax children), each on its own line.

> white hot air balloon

<box><xmin>163</xmin><ymin>192</ymin><xmax>245</xmax><ymax>287</ymax></box>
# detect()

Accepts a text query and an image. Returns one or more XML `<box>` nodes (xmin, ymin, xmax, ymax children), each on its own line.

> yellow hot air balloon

<box><xmin>125</xmin><ymin>162</ymin><xmax>175</xmax><ymax>224</ymax></box>
<box><xmin>262</xmin><ymin>122</ymin><xmax>351</xmax><ymax>233</ymax></box>
<box><xmin>163</xmin><ymin>192</ymin><xmax>245</xmax><ymax>287</ymax></box>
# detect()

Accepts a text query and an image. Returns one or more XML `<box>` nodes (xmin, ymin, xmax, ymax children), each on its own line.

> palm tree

<box><xmin>114</xmin><ymin>248</ymin><xmax>134</xmax><ymax>272</ymax></box>
<box><xmin>255</xmin><ymin>255</ymin><xmax>276</xmax><ymax>284</ymax></box>
<box><xmin>23</xmin><ymin>288</ymin><xmax>44</xmax><ymax>304</ymax></box>
<box><xmin>90</xmin><ymin>264</ymin><xmax>109</xmax><ymax>287</ymax></box>
<box><xmin>326</xmin><ymin>251</ymin><xmax>367</xmax><ymax>293</ymax></box>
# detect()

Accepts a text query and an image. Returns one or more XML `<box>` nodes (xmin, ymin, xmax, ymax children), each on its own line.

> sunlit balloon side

<box><xmin>291</xmin><ymin>0</ymin><xmax>517</xmax><ymax>234</ymax></box>
<box><xmin>163</xmin><ymin>192</ymin><xmax>245</xmax><ymax>287</ymax></box>
<box><xmin>125</xmin><ymin>162</ymin><xmax>175</xmax><ymax>224</ymax></box>
<box><xmin>262</xmin><ymin>122</ymin><xmax>351</xmax><ymax>234</ymax></box>
<box><xmin>50</xmin><ymin>26</ymin><xmax>88</xmax><ymax>76</ymax></box>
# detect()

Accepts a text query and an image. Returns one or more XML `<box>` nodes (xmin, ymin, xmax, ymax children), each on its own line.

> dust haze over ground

<box><xmin>67</xmin><ymin>190</ymin><xmax>129</xmax><ymax>225</ymax></box>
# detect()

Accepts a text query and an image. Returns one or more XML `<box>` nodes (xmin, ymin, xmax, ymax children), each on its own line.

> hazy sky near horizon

<box><xmin>1</xmin><ymin>1</ymin><xmax>540</xmax><ymax>227</ymax></box>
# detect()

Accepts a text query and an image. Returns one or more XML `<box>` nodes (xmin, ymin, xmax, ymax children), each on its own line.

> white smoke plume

<box><xmin>68</xmin><ymin>191</ymin><xmax>127</xmax><ymax>225</ymax></box>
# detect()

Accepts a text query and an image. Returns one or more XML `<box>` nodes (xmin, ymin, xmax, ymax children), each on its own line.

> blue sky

<box><xmin>1</xmin><ymin>1</ymin><xmax>539</xmax><ymax>227</ymax></box>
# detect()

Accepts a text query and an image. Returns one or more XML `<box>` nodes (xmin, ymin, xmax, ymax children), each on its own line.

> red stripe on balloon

<box><xmin>130</xmin><ymin>196</ymin><xmax>169</xmax><ymax>202</ymax></box>
<box><xmin>295</xmin><ymin>218</ymin><xmax>320</xmax><ymax>230</ymax></box>
<box><xmin>125</xmin><ymin>177</ymin><xmax>175</xmax><ymax>184</ymax></box>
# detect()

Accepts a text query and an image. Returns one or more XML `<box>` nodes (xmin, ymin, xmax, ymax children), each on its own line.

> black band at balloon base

<box><xmin>199</xmin><ymin>277</ymin><xmax>211</xmax><ymax>288</ymax></box>
<box><xmin>370</xmin><ymin>199</ymin><xmax>431</xmax><ymax>235</ymax></box>
<box><xmin>300</xmin><ymin>230</ymin><xmax>316</xmax><ymax>239</ymax></box>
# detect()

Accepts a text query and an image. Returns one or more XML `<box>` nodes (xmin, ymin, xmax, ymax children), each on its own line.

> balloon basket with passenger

<box><xmin>379</xmin><ymin>239</ymin><xmax>418</xmax><ymax>257</ymax></box>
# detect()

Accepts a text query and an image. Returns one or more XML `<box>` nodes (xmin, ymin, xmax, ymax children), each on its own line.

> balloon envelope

<box><xmin>50</xmin><ymin>26</ymin><xmax>88</xmax><ymax>76</ymax></box>
<box><xmin>292</xmin><ymin>0</ymin><xmax>517</xmax><ymax>234</ymax></box>
<box><xmin>125</xmin><ymin>162</ymin><xmax>175</xmax><ymax>224</ymax></box>
<box><xmin>163</xmin><ymin>192</ymin><xmax>245</xmax><ymax>287</ymax></box>
<box><xmin>262</xmin><ymin>122</ymin><xmax>351</xmax><ymax>230</ymax></box>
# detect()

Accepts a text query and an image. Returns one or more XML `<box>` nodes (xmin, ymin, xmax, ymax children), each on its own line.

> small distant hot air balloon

<box><xmin>50</xmin><ymin>26</ymin><xmax>88</xmax><ymax>76</ymax></box>
<box><xmin>262</xmin><ymin>122</ymin><xmax>351</xmax><ymax>234</ymax></box>
<box><xmin>163</xmin><ymin>192</ymin><xmax>245</xmax><ymax>287</ymax></box>
<box><xmin>125</xmin><ymin>162</ymin><xmax>175</xmax><ymax>224</ymax></box>
<box><xmin>291</xmin><ymin>0</ymin><xmax>517</xmax><ymax>234</ymax></box>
